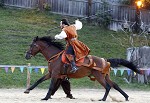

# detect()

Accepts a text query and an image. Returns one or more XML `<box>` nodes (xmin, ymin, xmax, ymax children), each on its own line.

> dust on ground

<box><xmin>0</xmin><ymin>88</ymin><xmax>150</xmax><ymax>103</ymax></box>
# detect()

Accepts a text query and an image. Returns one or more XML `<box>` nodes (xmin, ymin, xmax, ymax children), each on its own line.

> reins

<box><xmin>48</xmin><ymin>50</ymin><xmax>64</xmax><ymax>63</ymax></box>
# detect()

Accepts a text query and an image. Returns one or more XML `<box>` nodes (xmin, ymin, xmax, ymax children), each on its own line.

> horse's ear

<box><xmin>36</xmin><ymin>36</ymin><xmax>38</xmax><ymax>40</ymax></box>
<box><xmin>34</xmin><ymin>36</ymin><xmax>38</xmax><ymax>41</ymax></box>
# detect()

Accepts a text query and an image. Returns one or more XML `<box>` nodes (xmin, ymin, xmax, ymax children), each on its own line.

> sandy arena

<box><xmin>0</xmin><ymin>88</ymin><xmax>150</xmax><ymax>103</ymax></box>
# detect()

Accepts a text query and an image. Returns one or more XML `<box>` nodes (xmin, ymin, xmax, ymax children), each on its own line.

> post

<box><xmin>26</xmin><ymin>63</ymin><xmax>31</xmax><ymax>88</ymax></box>
<box><xmin>87</xmin><ymin>0</ymin><xmax>92</xmax><ymax>23</ymax></box>
<box><xmin>135</xmin><ymin>4</ymin><xmax>141</xmax><ymax>34</ymax></box>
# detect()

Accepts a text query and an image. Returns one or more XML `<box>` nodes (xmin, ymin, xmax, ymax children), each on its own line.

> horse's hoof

<box><xmin>66</xmin><ymin>94</ymin><xmax>75</xmax><ymax>99</ymax></box>
<box><xmin>41</xmin><ymin>98</ymin><xmax>49</xmax><ymax>101</ymax></box>
<box><xmin>125</xmin><ymin>96</ymin><xmax>129</xmax><ymax>101</ymax></box>
<box><xmin>98</xmin><ymin>99</ymin><xmax>106</xmax><ymax>101</ymax></box>
<box><xmin>41</xmin><ymin>97</ymin><xmax>51</xmax><ymax>100</ymax></box>
<box><xmin>126</xmin><ymin>98</ymin><xmax>129</xmax><ymax>101</ymax></box>
<box><xmin>24</xmin><ymin>90</ymin><xmax>30</xmax><ymax>94</ymax></box>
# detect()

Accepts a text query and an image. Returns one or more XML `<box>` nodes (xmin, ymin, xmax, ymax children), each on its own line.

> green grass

<box><xmin>0</xmin><ymin>7</ymin><xmax>150</xmax><ymax>90</ymax></box>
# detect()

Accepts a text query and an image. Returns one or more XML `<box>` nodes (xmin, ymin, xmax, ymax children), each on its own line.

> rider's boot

<box><xmin>66</xmin><ymin>54</ymin><xmax>79</xmax><ymax>73</ymax></box>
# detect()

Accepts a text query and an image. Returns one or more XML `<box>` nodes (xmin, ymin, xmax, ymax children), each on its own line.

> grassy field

<box><xmin>0</xmin><ymin>7</ymin><xmax>150</xmax><ymax>90</ymax></box>
<box><xmin>0</xmin><ymin>7</ymin><xmax>130</xmax><ymax>66</ymax></box>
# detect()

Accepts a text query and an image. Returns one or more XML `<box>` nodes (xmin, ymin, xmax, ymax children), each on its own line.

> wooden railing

<box><xmin>3</xmin><ymin>0</ymin><xmax>150</xmax><ymax>30</ymax></box>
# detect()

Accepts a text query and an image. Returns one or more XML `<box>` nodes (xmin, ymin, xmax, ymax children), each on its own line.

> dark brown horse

<box><xmin>25</xmin><ymin>36</ymin><xmax>142</xmax><ymax>101</ymax></box>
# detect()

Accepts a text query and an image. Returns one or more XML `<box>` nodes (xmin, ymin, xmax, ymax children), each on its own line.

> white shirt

<box><xmin>55</xmin><ymin>20</ymin><xmax>82</xmax><ymax>39</ymax></box>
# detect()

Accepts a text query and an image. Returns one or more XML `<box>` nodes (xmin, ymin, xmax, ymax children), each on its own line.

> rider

<box><xmin>55</xmin><ymin>18</ymin><xmax>90</xmax><ymax>73</ymax></box>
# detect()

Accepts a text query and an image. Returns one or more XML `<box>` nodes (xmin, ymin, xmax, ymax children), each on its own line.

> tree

<box><xmin>0</xmin><ymin>0</ymin><xmax>4</xmax><ymax>7</ymax></box>
<box><xmin>38</xmin><ymin>0</ymin><xmax>45</xmax><ymax>11</ymax></box>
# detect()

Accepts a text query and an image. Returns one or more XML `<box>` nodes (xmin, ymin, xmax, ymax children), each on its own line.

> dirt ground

<box><xmin>0</xmin><ymin>88</ymin><xmax>150</xmax><ymax>103</ymax></box>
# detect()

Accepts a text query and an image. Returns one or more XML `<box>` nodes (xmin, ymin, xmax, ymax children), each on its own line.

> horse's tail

<box><xmin>107</xmin><ymin>58</ymin><xmax>142</xmax><ymax>74</ymax></box>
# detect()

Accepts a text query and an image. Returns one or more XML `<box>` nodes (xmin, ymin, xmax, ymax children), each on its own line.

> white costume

<box><xmin>55</xmin><ymin>20</ymin><xmax>82</xmax><ymax>39</ymax></box>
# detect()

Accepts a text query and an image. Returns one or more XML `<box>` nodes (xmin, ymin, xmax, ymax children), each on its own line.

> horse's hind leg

<box><xmin>92</xmin><ymin>70</ymin><xmax>111</xmax><ymax>101</ymax></box>
<box><xmin>24</xmin><ymin>72</ymin><xmax>51</xmax><ymax>94</ymax></box>
<box><xmin>105</xmin><ymin>74</ymin><xmax>129</xmax><ymax>101</ymax></box>
<box><xmin>61</xmin><ymin>79</ymin><xmax>75</xmax><ymax>99</ymax></box>
<box><xmin>42</xmin><ymin>78</ymin><xmax>58</xmax><ymax>100</ymax></box>
<box><xmin>99</xmin><ymin>82</ymin><xmax>111</xmax><ymax>101</ymax></box>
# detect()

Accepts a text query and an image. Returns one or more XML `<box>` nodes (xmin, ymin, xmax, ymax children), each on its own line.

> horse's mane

<box><xmin>38</xmin><ymin>36</ymin><xmax>65</xmax><ymax>50</ymax></box>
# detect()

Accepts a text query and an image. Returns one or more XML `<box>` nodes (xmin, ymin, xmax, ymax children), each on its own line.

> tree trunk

<box><xmin>38</xmin><ymin>0</ymin><xmax>45</xmax><ymax>11</ymax></box>
<box><xmin>87</xmin><ymin>0</ymin><xmax>92</xmax><ymax>23</ymax></box>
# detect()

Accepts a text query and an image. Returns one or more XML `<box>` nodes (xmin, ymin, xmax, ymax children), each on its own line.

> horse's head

<box><xmin>25</xmin><ymin>36</ymin><xmax>64</xmax><ymax>60</ymax></box>
<box><xmin>25</xmin><ymin>36</ymin><xmax>41</xmax><ymax>59</ymax></box>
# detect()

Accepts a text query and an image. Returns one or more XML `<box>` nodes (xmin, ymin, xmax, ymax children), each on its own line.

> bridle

<box><xmin>26</xmin><ymin>41</ymin><xmax>49</xmax><ymax>57</ymax></box>
<box><xmin>26</xmin><ymin>39</ymin><xmax>63</xmax><ymax>63</ymax></box>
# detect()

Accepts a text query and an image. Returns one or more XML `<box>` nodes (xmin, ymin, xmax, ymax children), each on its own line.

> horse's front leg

<box><xmin>24</xmin><ymin>73</ymin><xmax>51</xmax><ymax>94</ymax></box>
<box><xmin>41</xmin><ymin>78</ymin><xmax>58</xmax><ymax>100</ymax></box>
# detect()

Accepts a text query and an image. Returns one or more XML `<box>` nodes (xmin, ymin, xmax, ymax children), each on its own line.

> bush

<box><xmin>95</xmin><ymin>1</ymin><xmax>112</xmax><ymax>28</ymax></box>
<box><xmin>43</xmin><ymin>3</ymin><xmax>51</xmax><ymax>11</ymax></box>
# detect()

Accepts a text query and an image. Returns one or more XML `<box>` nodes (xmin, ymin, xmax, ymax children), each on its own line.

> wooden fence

<box><xmin>4</xmin><ymin>0</ymin><xmax>38</xmax><ymax>8</ymax></box>
<box><xmin>3</xmin><ymin>0</ymin><xmax>150</xmax><ymax>30</ymax></box>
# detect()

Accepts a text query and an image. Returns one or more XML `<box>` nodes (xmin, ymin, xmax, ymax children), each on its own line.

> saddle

<box><xmin>48</xmin><ymin>51</ymin><xmax>110</xmax><ymax>79</ymax></box>
<box><xmin>61</xmin><ymin>52</ymin><xmax>111</xmax><ymax>81</ymax></box>
<box><xmin>48</xmin><ymin>51</ymin><xmax>93</xmax><ymax>67</ymax></box>
<box><xmin>61</xmin><ymin>51</ymin><xmax>110</xmax><ymax>74</ymax></box>
<box><xmin>62</xmin><ymin>52</ymin><xmax>84</xmax><ymax>66</ymax></box>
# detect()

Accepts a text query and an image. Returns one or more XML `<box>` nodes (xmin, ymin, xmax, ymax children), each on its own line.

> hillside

<box><xmin>0</xmin><ymin>7</ymin><xmax>131</xmax><ymax>66</ymax></box>
<box><xmin>1</xmin><ymin>7</ymin><xmax>150</xmax><ymax>89</ymax></box>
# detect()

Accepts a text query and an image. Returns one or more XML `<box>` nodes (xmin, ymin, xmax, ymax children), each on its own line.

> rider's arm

<box><xmin>74</xmin><ymin>20</ymin><xmax>82</xmax><ymax>30</ymax></box>
<box><xmin>55</xmin><ymin>31</ymin><xmax>67</xmax><ymax>39</ymax></box>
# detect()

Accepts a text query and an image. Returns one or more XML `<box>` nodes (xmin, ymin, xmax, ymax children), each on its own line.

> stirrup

<box><xmin>70</xmin><ymin>66</ymin><xmax>79</xmax><ymax>73</ymax></box>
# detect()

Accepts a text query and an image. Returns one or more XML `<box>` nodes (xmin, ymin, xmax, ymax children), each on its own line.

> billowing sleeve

<box><xmin>55</xmin><ymin>31</ymin><xmax>67</xmax><ymax>39</ymax></box>
<box><xmin>74</xmin><ymin>20</ymin><xmax>82</xmax><ymax>30</ymax></box>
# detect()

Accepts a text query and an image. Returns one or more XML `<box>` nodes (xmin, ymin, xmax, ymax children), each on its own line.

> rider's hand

<box><xmin>54</xmin><ymin>35</ymin><xmax>59</xmax><ymax>40</ymax></box>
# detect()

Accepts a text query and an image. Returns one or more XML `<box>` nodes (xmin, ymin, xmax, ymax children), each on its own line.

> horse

<box><xmin>25</xmin><ymin>36</ymin><xmax>142</xmax><ymax>101</ymax></box>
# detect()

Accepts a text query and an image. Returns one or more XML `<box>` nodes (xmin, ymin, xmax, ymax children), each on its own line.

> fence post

<box><xmin>87</xmin><ymin>0</ymin><xmax>92</xmax><ymax>23</ymax></box>
<box><xmin>26</xmin><ymin>63</ymin><xmax>31</xmax><ymax>88</ymax></box>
